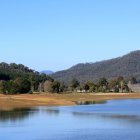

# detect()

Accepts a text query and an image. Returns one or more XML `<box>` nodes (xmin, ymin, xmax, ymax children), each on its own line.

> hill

<box><xmin>51</xmin><ymin>50</ymin><xmax>140</xmax><ymax>83</ymax></box>
<box><xmin>0</xmin><ymin>63</ymin><xmax>53</xmax><ymax>93</ymax></box>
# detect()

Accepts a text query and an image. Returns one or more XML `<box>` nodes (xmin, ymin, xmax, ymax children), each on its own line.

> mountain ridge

<box><xmin>51</xmin><ymin>50</ymin><xmax>140</xmax><ymax>83</ymax></box>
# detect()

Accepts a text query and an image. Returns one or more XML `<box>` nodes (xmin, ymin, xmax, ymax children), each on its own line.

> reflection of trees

<box><xmin>45</xmin><ymin>108</ymin><xmax>60</xmax><ymax>115</ymax></box>
<box><xmin>0</xmin><ymin>108</ymin><xmax>36</xmax><ymax>122</ymax></box>
<box><xmin>75</xmin><ymin>100</ymin><xmax>107</xmax><ymax>105</ymax></box>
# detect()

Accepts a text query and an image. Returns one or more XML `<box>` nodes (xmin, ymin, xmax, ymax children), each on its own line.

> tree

<box><xmin>89</xmin><ymin>84</ymin><xmax>96</xmax><ymax>92</ymax></box>
<box><xmin>129</xmin><ymin>77</ymin><xmax>137</xmax><ymax>84</ymax></box>
<box><xmin>116</xmin><ymin>76</ymin><xmax>129</xmax><ymax>93</ymax></box>
<box><xmin>8</xmin><ymin>81</ymin><xmax>19</xmax><ymax>94</ymax></box>
<box><xmin>0</xmin><ymin>62</ymin><xmax>57</xmax><ymax>94</ymax></box>
<box><xmin>0</xmin><ymin>80</ymin><xmax>7</xmax><ymax>93</ymax></box>
<box><xmin>59</xmin><ymin>82</ymin><xmax>65</xmax><ymax>92</ymax></box>
<box><xmin>82</xmin><ymin>83</ymin><xmax>90</xmax><ymax>91</ymax></box>
<box><xmin>51</xmin><ymin>81</ymin><xmax>61</xmax><ymax>93</ymax></box>
<box><xmin>108</xmin><ymin>79</ymin><xmax>119</xmax><ymax>92</ymax></box>
<box><xmin>82</xmin><ymin>82</ymin><xmax>95</xmax><ymax>92</ymax></box>
<box><xmin>43</xmin><ymin>80</ymin><xmax>61</xmax><ymax>93</ymax></box>
<box><xmin>0</xmin><ymin>80</ymin><xmax>19</xmax><ymax>94</ymax></box>
<box><xmin>97</xmin><ymin>78</ymin><xmax>108</xmax><ymax>92</ymax></box>
<box><xmin>98</xmin><ymin>78</ymin><xmax>108</xmax><ymax>86</ymax></box>
<box><xmin>14</xmin><ymin>78</ymin><xmax>31</xmax><ymax>93</ymax></box>
<box><xmin>0</xmin><ymin>73</ymin><xmax>10</xmax><ymax>81</ymax></box>
<box><xmin>19</xmin><ymin>79</ymin><xmax>31</xmax><ymax>93</ymax></box>
<box><xmin>44</xmin><ymin>81</ymin><xmax>53</xmax><ymax>93</ymax></box>
<box><xmin>70</xmin><ymin>78</ymin><xmax>79</xmax><ymax>91</ymax></box>
<box><xmin>117</xmin><ymin>76</ymin><xmax>124</xmax><ymax>83</ymax></box>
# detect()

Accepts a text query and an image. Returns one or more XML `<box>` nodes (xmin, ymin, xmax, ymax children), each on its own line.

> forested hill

<box><xmin>52</xmin><ymin>50</ymin><xmax>140</xmax><ymax>83</ymax></box>
<box><xmin>0</xmin><ymin>63</ymin><xmax>51</xmax><ymax>80</ymax></box>
<box><xmin>0</xmin><ymin>63</ymin><xmax>53</xmax><ymax>93</ymax></box>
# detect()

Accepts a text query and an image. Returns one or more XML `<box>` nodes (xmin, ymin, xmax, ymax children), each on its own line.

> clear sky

<box><xmin>0</xmin><ymin>0</ymin><xmax>140</xmax><ymax>71</ymax></box>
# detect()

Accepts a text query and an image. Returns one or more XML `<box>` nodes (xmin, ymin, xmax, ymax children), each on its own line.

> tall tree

<box><xmin>129</xmin><ymin>77</ymin><xmax>137</xmax><ymax>84</ymax></box>
<box><xmin>70</xmin><ymin>78</ymin><xmax>79</xmax><ymax>91</ymax></box>
<box><xmin>97</xmin><ymin>78</ymin><xmax>108</xmax><ymax>92</ymax></box>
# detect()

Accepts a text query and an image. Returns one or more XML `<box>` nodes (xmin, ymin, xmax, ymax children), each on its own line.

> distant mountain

<box><xmin>40</xmin><ymin>70</ymin><xmax>54</xmax><ymax>75</ymax></box>
<box><xmin>52</xmin><ymin>50</ymin><xmax>140</xmax><ymax>83</ymax></box>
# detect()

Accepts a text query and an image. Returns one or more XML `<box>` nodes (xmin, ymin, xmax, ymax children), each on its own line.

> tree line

<box><xmin>40</xmin><ymin>76</ymin><xmax>137</xmax><ymax>93</ymax></box>
<box><xmin>0</xmin><ymin>62</ymin><xmax>137</xmax><ymax>94</ymax></box>
<box><xmin>0</xmin><ymin>63</ymin><xmax>53</xmax><ymax>94</ymax></box>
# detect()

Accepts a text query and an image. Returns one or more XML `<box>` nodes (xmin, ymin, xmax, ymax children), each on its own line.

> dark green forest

<box><xmin>0</xmin><ymin>63</ymin><xmax>53</xmax><ymax>94</ymax></box>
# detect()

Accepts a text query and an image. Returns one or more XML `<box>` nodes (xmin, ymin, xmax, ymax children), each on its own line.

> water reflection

<box><xmin>45</xmin><ymin>108</ymin><xmax>60</xmax><ymax>115</ymax></box>
<box><xmin>72</xmin><ymin>111</ymin><xmax>140</xmax><ymax>123</ymax></box>
<box><xmin>0</xmin><ymin>100</ymin><xmax>140</xmax><ymax>140</ymax></box>
<box><xmin>0</xmin><ymin>108</ymin><xmax>36</xmax><ymax>122</ymax></box>
<box><xmin>75</xmin><ymin>100</ymin><xmax>107</xmax><ymax>105</ymax></box>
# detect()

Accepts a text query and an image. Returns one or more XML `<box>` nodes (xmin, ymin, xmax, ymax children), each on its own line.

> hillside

<box><xmin>52</xmin><ymin>50</ymin><xmax>140</xmax><ymax>83</ymax></box>
<box><xmin>0</xmin><ymin>63</ymin><xmax>53</xmax><ymax>93</ymax></box>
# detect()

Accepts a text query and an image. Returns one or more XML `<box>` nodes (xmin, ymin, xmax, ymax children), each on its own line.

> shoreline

<box><xmin>0</xmin><ymin>93</ymin><xmax>140</xmax><ymax>110</ymax></box>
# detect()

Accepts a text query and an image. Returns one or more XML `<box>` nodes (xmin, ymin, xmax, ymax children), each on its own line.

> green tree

<box><xmin>70</xmin><ymin>78</ymin><xmax>79</xmax><ymax>91</ymax></box>
<box><xmin>89</xmin><ymin>84</ymin><xmax>96</xmax><ymax>92</ymax></box>
<box><xmin>0</xmin><ymin>80</ymin><xmax>7</xmax><ymax>93</ymax></box>
<box><xmin>108</xmin><ymin>79</ymin><xmax>119</xmax><ymax>92</ymax></box>
<box><xmin>15</xmin><ymin>78</ymin><xmax>31</xmax><ymax>93</ymax></box>
<box><xmin>51</xmin><ymin>81</ymin><xmax>61</xmax><ymax>93</ymax></box>
<box><xmin>116</xmin><ymin>76</ymin><xmax>129</xmax><ymax>93</ymax></box>
<box><xmin>59</xmin><ymin>82</ymin><xmax>65</xmax><ymax>93</ymax></box>
<box><xmin>129</xmin><ymin>77</ymin><xmax>137</xmax><ymax>84</ymax></box>
<box><xmin>97</xmin><ymin>78</ymin><xmax>108</xmax><ymax>92</ymax></box>
<box><xmin>82</xmin><ymin>83</ymin><xmax>90</xmax><ymax>91</ymax></box>
<box><xmin>117</xmin><ymin>76</ymin><xmax>124</xmax><ymax>83</ymax></box>
<box><xmin>83</xmin><ymin>82</ymin><xmax>95</xmax><ymax>92</ymax></box>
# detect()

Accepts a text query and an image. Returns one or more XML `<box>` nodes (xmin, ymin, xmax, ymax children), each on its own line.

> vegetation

<box><xmin>52</xmin><ymin>50</ymin><xmax>140</xmax><ymax>83</ymax></box>
<box><xmin>69</xmin><ymin>77</ymin><xmax>130</xmax><ymax>93</ymax></box>
<box><xmin>0</xmin><ymin>61</ymin><xmax>136</xmax><ymax>94</ymax></box>
<box><xmin>0</xmin><ymin>63</ymin><xmax>53</xmax><ymax>94</ymax></box>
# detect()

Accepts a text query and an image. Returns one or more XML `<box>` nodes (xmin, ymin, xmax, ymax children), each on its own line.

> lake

<box><xmin>0</xmin><ymin>99</ymin><xmax>140</xmax><ymax>140</ymax></box>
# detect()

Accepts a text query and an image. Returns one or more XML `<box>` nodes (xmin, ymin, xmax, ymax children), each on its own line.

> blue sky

<box><xmin>0</xmin><ymin>0</ymin><xmax>140</xmax><ymax>71</ymax></box>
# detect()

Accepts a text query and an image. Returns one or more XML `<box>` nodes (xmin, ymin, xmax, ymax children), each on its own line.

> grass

<box><xmin>0</xmin><ymin>93</ymin><xmax>140</xmax><ymax>110</ymax></box>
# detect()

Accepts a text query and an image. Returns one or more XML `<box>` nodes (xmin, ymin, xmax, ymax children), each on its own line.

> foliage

<box><xmin>129</xmin><ymin>77</ymin><xmax>137</xmax><ymax>84</ymax></box>
<box><xmin>0</xmin><ymin>63</ymin><xmax>53</xmax><ymax>94</ymax></box>
<box><xmin>70</xmin><ymin>78</ymin><xmax>79</xmax><ymax>90</ymax></box>
<box><xmin>0</xmin><ymin>62</ymin><xmax>132</xmax><ymax>94</ymax></box>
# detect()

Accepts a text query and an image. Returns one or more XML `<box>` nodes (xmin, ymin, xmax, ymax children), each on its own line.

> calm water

<box><xmin>0</xmin><ymin>99</ymin><xmax>140</xmax><ymax>140</ymax></box>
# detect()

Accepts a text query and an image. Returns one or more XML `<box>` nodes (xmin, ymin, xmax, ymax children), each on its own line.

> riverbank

<box><xmin>0</xmin><ymin>93</ymin><xmax>140</xmax><ymax>110</ymax></box>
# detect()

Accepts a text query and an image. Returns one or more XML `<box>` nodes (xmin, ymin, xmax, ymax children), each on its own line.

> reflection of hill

<box><xmin>72</xmin><ymin>112</ymin><xmax>140</xmax><ymax>123</ymax></box>
<box><xmin>0</xmin><ymin>108</ymin><xmax>36</xmax><ymax>122</ymax></box>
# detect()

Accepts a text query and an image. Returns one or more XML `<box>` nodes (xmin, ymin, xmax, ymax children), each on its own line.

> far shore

<box><xmin>0</xmin><ymin>93</ymin><xmax>140</xmax><ymax>110</ymax></box>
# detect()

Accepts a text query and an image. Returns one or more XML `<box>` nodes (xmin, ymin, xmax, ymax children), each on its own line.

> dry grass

<box><xmin>0</xmin><ymin>93</ymin><xmax>140</xmax><ymax>110</ymax></box>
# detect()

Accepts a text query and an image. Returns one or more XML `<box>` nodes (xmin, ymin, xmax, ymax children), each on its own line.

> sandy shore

<box><xmin>0</xmin><ymin>93</ymin><xmax>140</xmax><ymax>110</ymax></box>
